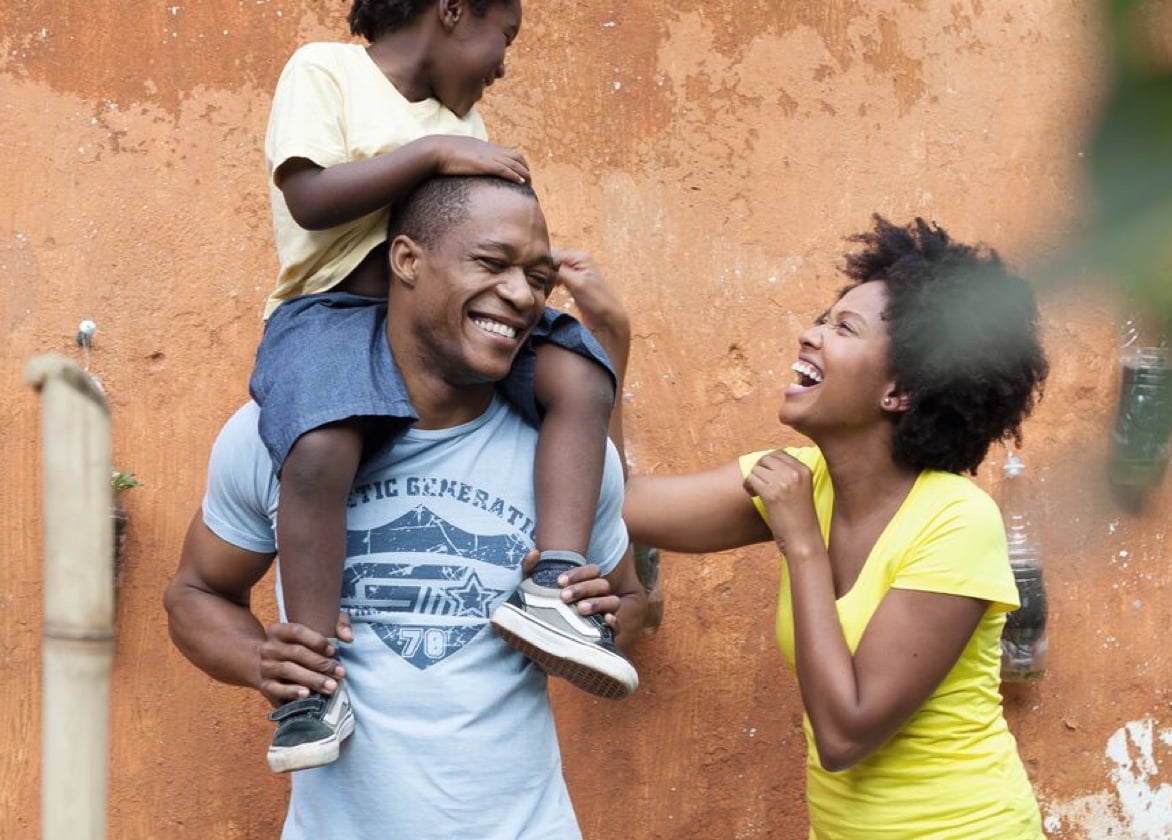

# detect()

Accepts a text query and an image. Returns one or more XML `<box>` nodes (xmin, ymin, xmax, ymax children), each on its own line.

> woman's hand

<box><xmin>742</xmin><ymin>450</ymin><xmax>821</xmax><ymax>556</ymax></box>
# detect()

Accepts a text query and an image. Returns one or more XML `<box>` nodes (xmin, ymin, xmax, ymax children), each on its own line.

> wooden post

<box><xmin>26</xmin><ymin>354</ymin><xmax>114</xmax><ymax>840</ymax></box>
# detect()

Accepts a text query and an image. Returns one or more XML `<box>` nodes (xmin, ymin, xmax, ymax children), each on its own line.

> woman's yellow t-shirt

<box><xmin>740</xmin><ymin>448</ymin><xmax>1043</xmax><ymax>840</ymax></box>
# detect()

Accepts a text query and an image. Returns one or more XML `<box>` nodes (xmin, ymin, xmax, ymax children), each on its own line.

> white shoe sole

<box><xmin>266</xmin><ymin>705</ymin><xmax>356</xmax><ymax>774</ymax></box>
<box><xmin>491</xmin><ymin>604</ymin><xmax>638</xmax><ymax>699</ymax></box>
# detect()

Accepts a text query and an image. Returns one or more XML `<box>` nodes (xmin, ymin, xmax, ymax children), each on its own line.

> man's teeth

<box><xmin>472</xmin><ymin>317</ymin><xmax>516</xmax><ymax>339</ymax></box>
<box><xmin>791</xmin><ymin>360</ymin><xmax>823</xmax><ymax>385</ymax></box>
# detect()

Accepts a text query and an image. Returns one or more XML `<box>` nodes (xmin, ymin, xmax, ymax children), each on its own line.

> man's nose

<box><xmin>497</xmin><ymin>268</ymin><xmax>539</xmax><ymax>307</ymax></box>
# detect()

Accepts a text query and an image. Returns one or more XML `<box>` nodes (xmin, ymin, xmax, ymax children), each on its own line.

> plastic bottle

<box><xmin>999</xmin><ymin>448</ymin><xmax>1048</xmax><ymax>683</ymax></box>
<box><xmin>1110</xmin><ymin>314</ymin><xmax>1172</xmax><ymax>486</ymax></box>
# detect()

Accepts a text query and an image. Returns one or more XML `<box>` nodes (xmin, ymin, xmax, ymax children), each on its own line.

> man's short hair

<box><xmin>388</xmin><ymin>175</ymin><xmax>538</xmax><ymax>249</ymax></box>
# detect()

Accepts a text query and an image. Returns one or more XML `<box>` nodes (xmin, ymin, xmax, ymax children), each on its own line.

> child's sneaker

<box><xmin>490</xmin><ymin>551</ymin><xmax>639</xmax><ymax>699</ymax></box>
<box><xmin>266</xmin><ymin>680</ymin><xmax>355</xmax><ymax>773</ymax></box>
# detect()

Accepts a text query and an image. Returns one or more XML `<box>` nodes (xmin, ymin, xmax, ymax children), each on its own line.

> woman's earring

<box><xmin>881</xmin><ymin>396</ymin><xmax>896</xmax><ymax>409</ymax></box>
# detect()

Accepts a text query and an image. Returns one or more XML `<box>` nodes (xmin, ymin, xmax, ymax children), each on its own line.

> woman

<box><xmin>622</xmin><ymin>217</ymin><xmax>1048</xmax><ymax>838</ymax></box>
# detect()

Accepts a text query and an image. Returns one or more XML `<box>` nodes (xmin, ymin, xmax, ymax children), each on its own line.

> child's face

<box><xmin>433</xmin><ymin>0</ymin><xmax>522</xmax><ymax>117</ymax></box>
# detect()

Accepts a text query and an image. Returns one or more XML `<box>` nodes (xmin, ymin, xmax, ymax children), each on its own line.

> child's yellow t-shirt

<box><xmin>263</xmin><ymin>42</ymin><xmax>488</xmax><ymax>319</ymax></box>
<box><xmin>740</xmin><ymin>447</ymin><xmax>1043</xmax><ymax>840</ymax></box>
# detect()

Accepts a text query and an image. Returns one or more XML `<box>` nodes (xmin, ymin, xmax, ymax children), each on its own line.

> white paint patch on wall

<box><xmin>1107</xmin><ymin>719</ymin><xmax>1172</xmax><ymax>838</ymax></box>
<box><xmin>1042</xmin><ymin>718</ymin><xmax>1172</xmax><ymax>839</ymax></box>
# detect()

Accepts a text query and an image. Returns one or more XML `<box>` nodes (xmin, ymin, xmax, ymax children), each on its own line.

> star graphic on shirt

<box><xmin>448</xmin><ymin>571</ymin><xmax>504</xmax><ymax>618</ymax></box>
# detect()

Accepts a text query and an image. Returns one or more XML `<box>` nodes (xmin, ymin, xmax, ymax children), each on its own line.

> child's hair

<box><xmin>348</xmin><ymin>0</ymin><xmax>509</xmax><ymax>41</ymax></box>
<box><xmin>842</xmin><ymin>215</ymin><xmax>1049</xmax><ymax>475</ymax></box>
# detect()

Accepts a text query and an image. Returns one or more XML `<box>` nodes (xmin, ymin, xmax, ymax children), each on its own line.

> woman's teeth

<box><xmin>791</xmin><ymin>360</ymin><xmax>823</xmax><ymax>386</ymax></box>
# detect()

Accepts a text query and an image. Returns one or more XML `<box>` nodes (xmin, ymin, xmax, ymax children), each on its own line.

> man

<box><xmin>164</xmin><ymin>174</ymin><xmax>646</xmax><ymax>839</ymax></box>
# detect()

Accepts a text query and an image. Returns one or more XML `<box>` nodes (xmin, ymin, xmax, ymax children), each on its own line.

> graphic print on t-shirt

<box><xmin>340</xmin><ymin>474</ymin><xmax>537</xmax><ymax>670</ymax></box>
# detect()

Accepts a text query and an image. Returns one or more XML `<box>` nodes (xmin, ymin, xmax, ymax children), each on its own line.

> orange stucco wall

<box><xmin>4</xmin><ymin>2</ymin><xmax>1171</xmax><ymax>838</ymax></box>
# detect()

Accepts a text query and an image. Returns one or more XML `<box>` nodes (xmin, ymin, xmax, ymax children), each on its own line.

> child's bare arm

<box><xmin>278</xmin><ymin>135</ymin><xmax>529</xmax><ymax>230</ymax></box>
<box><xmin>553</xmin><ymin>251</ymin><xmax>631</xmax><ymax>455</ymax></box>
<box><xmin>553</xmin><ymin>251</ymin><xmax>631</xmax><ymax>388</ymax></box>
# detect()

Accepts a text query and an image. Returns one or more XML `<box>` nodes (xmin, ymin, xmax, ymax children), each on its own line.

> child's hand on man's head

<box><xmin>425</xmin><ymin>135</ymin><xmax>529</xmax><ymax>183</ymax></box>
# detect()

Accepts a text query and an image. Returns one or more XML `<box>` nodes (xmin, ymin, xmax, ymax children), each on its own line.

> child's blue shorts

<box><xmin>248</xmin><ymin>291</ymin><xmax>615</xmax><ymax>471</ymax></box>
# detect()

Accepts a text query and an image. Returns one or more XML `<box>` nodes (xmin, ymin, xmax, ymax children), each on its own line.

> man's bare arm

<box><xmin>604</xmin><ymin>549</ymin><xmax>647</xmax><ymax>652</ymax></box>
<box><xmin>163</xmin><ymin>513</ymin><xmax>276</xmax><ymax>691</ymax></box>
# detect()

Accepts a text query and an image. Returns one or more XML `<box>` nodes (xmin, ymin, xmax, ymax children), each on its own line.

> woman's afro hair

<box><xmin>842</xmin><ymin>215</ymin><xmax>1049</xmax><ymax>474</ymax></box>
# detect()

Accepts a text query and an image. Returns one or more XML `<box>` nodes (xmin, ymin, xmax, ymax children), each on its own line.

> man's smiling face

<box><xmin>400</xmin><ymin>182</ymin><xmax>555</xmax><ymax>388</ymax></box>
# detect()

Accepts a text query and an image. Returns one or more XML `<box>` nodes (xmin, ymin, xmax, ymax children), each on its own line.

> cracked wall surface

<box><xmin>3</xmin><ymin>2</ymin><xmax>1171</xmax><ymax>837</ymax></box>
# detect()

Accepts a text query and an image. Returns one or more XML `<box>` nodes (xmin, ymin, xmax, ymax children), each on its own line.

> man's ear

<box><xmin>389</xmin><ymin>235</ymin><xmax>423</xmax><ymax>288</ymax></box>
<box><xmin>438</xmin><ymin>0</ymin><xmax>463</xmax><ymax>30</ymax></box>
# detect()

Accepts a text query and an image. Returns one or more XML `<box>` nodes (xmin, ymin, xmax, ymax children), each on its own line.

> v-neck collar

<box><xmin>819</xmin><ymin>469</ymin><xmax>926</xmax><ymax>603</ymax></box>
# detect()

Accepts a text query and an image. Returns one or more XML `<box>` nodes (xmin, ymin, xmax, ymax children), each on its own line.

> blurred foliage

<box><xmin>1083</xmin><ymin>0</ymin><xmax>1172</xmax><ymax>318</ymax></box>
<box><xmin>111</xmin><ymin>470</ymin><xmax>142</xmax><ymax>493</ymax></box>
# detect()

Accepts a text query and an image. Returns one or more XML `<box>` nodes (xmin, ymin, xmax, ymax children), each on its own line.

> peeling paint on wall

<box><xmin>1043</xmin><ymin>718</ymin><xmax>1172</xmax><ymax>839</ymax></box>
<box><xmin>5</xmin><ymin>1</ymin><xmax>1171</xmax><ymax>838</ymax></box>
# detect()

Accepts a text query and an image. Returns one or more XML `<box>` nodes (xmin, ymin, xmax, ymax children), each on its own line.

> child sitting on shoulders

<box><xmin>250</xmin><ymin>0</ymin><xmax>637</xmax><ymax>774</ymax></box>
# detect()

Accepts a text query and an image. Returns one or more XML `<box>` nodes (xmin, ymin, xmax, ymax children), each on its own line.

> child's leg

<box><xmin>251</xmin><ymin>291</ymin><xmax>395</xmax><ymax>772</ymax></box>
<box><xmin>490</xmin><ymin>343</ymin><xmax>638</xmax><ymax>699</ymax></box>
<box><xmin>532</xmin><ymin>343</ymin><xmax>614</xmax><ymax>554</ymax></box>
<box><xmin>276</xmin><ymin>420</ymin><xmax>364</xmax><ymax>637</ymax></box>
<box><xmin>266</xmin><ymin>419</ymin><xmax>362</xmax><ymax>773</ymax></box>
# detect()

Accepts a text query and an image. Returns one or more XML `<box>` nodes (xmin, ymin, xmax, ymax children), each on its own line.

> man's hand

<box><xmin>520</xmin><ymin>550</ymin><xmax>622</xmax><ymax>630</ymax></box>
<box><xmin>426</xmin><ymin>136</ymin><xmax>530</xmax><ymax>183</ymax></box>
<box><xmin>257</xmin><ymin>612</ymin><xmax>354</xmax><ymax>707</ymax></box>
<box><xmin>557</xmin><ymin>562</ymin><xmax>623</xmax><ymax>627</ymax></box>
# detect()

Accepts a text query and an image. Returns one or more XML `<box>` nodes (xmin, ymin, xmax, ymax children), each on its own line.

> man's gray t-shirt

<box><xmin>202</xmin><ymin>397</ymin><xmax>629</xmax><ymax>839</ymax></box>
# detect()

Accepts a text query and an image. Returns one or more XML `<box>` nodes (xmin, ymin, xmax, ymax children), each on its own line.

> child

<box><xmin>251</xmin><ymin>0</ymin><xmax>637</xmax><ymax>774</ymax></box>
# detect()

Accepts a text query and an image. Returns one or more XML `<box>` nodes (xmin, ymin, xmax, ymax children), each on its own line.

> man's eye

<box><xmin>836</xmin><ymin>321</ymin><xmax>857</xmax><ymax>335</ymax></box>
<box><xmin>528</xmin><ymin>273</ymin><xmax>553</xmax><ymax>291</ymax></box>
<box><xmin>479</xmin><ymin>258</ymin><xmax>507</xmax><ymax>272</ymax></box>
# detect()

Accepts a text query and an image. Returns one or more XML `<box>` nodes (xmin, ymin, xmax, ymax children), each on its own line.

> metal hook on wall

<box><xmin>74</xmin><ymin>319</ymin><xmax>106</xmax><ymax>394</ymax></box>
<box><xmin>75</xmin><ymin>319</ymin><xmax>97</xmax><ymax>371</ymax></box>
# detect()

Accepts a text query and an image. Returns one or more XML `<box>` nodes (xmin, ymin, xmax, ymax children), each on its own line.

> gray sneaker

<box><xmin>490</xmin><ymin>551</ymin><xmax>639</xmax><ymax>699</ymax></box>
<box><xmin>266</xmin><ymin>680</ymin><xmax>355</xmax><ymax>773</ymax></box>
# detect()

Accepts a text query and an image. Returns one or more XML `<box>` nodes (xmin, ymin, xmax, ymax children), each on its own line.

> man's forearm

<box><xmin>612</xmin><ymin>579</ymin><xmax>648</xmax><ymax>652</ymax></box>
<box><xmin>165</xmin><ymin>581</ymin><xmax>267</xmax><ymax>691</ymax></box>
<box><xmin>609</xmin><ymin>560</ymin><xmax>646</xmax><ymax>651</ymax></box>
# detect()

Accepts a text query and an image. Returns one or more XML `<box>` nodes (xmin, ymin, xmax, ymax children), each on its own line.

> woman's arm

<box><xmin>744</xmin><ymin>451</ymin><xmax>988</xmax><ymax>771</ymax></box>
<box><xmin>789</xmin><ymin>561</ymin><xmax>986</xmax><ymax>770</ymax></box>
<box><xmin>626</xmin><ymin>463</ymin><xmax>774</xmax><ymax>553</ymax></box>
